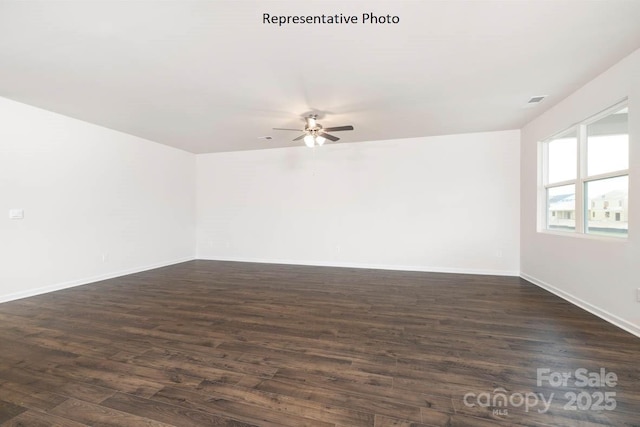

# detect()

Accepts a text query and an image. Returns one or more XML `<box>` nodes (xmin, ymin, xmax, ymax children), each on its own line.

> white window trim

<box><xmin>538</xmin><ymin>99</ymin><xmax>629</xmax><ymax>239</ymax></box>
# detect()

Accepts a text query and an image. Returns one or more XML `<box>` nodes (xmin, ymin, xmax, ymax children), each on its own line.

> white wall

<box><xmin>521</xmin><ymin>48</ymin><xmax>640</xmax><ymax>336</ymax></box>
<box><xmin>197</xmin><ymin>130</ymin><xmax>520</xmax><ymax>275</ymax></box>
<box><xmin>0</xmin><ymin>97</ymin><xmax>195</xmax><ymax>302</ymax></box>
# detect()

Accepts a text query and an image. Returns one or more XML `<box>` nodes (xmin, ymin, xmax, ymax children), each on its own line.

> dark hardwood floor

<box><xmin>0</xmin><ymin>260</ymin><xmax>638</xmax><ymax>426</ymax></box>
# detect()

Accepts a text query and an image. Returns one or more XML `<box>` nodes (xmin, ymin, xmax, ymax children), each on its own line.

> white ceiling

<box><xmin>1</xmin><ymin>1</ymin><xmax>640</xmax><ymax>154</ymax></box>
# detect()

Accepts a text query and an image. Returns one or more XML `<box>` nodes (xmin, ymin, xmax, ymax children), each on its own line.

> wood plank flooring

<box><xmin>0</xmin><ymin>260</ymin><xmax>639</xmax><ymax>426</ymax></box>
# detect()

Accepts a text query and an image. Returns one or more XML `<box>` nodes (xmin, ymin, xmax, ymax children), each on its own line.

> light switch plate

<box><xmin>9</xmin><ymin>208</ymin><xmax>24</xmax><ymax>219</ymax></box>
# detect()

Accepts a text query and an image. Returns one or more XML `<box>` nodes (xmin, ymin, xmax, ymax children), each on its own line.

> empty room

<box><xmin>1</xmin><ymin>1</ymin><xmax>639</xmax><ymax>426</ymax></box>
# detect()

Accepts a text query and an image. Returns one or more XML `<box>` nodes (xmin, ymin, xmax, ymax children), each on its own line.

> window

<box><xmin>541</xmin><ymin>101</ymin><xmax>629</xmax><ymax>238</ymax></box>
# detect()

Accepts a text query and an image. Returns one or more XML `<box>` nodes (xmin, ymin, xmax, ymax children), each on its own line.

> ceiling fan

<box><xmin>273</xmin><ymin>115</ymin><xmax>354</xmax><ymax>147</ymax></box>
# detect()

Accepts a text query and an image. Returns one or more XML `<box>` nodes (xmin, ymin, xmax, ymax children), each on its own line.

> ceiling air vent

<box><xmin>523</xmin><ymin>95</ymin><xmax>547</xmax><ymax>109</ymax></box>
<box><xmin>527</xmin><ymin>95</ymin><xmax>547</xmax><ymax>104</ymax></box>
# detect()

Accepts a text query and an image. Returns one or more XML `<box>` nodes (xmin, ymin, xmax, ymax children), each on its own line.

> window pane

<box><xmin>547</xmin><ymin>185</ymin><xmax>575</xmax><ymax>232</ymax></box>
<box><xmin>586</xmin><ymin>175</ymin><xmax>628</xmax><ymax>237</ymax></box>
<box><xmin>587</xmin><ymin>107</ymin><xmax>628</xmax><ymax>176</ymax></box>
<box><xmin>547</xmin><ymin>130</ymin><xmax>577</xmax><ymax>184</ymax></box>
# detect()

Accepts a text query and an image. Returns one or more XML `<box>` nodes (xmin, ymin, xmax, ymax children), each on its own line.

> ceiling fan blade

<box><xmin>273</xmin><ymin>128</ymin><xmax>303</xmax><ymax>131</ymax></box>
<box><xmin>292</xmin><ymin>134</ymin><xmax>307</xmax><ymax>141</ymax></box>
<box><xmin>319</xmin><ymin>132</ymin><xmax>339</xmax><ymax>142</ymax></box>
<box><xmin>322</xmin><ymin>125</ymin><xmax>354</xmax><ymax>132</ymax></box>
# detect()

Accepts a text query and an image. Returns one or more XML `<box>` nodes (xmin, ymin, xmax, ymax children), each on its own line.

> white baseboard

<box><xmin>0</xmin><ymin>256</ymin><xmax>195</xmax><ymax>304</ymax></box>
<box><xmin>520</xmin><ymin>272</ymin><xmax>640</xmax><ymax>339</ymax></box>
<box><xmin>197</xmin><ymin>255</ymin><xmax>520</xmax><ymax>277</ymax></box>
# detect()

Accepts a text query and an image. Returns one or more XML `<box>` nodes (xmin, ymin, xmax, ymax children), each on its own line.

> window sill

<box><xmin>538</xmin><ymin>229</ymin><xmax>628</xmax><ymax>242</ymax></box>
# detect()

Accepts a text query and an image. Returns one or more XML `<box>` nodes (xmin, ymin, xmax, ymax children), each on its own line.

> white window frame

<box><xmin>539</xmin><ymin>99</ymin><xmax>629</xmax><ymax>239</ymax></box>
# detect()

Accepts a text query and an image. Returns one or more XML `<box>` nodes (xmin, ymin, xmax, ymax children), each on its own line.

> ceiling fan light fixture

<box><xmin>304</xmin><ymin>134</ymin><xmax>315</xmax><ymax>147</ymax></box>
<box><xmin>315</xmin><ymin>135</ymin><xmax>326</xmax><ymax>146</ymax></box>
